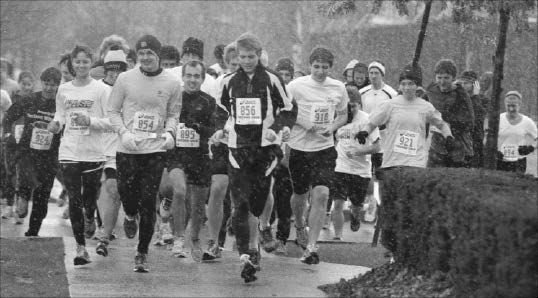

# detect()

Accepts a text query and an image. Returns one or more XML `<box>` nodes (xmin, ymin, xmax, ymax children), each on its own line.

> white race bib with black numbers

<box><xmin>67</xmin><ymin>109</ymin><xmax>90</xmax><ymax>135</ymax></box>
<box><xmin>133</xmin><ymin>111</ymin><xmax>159</xmax><ymax>139</ymax></box>
<box><xmin>30</xmin><ymin>128</ymin><xmax>53</xmax><ymax>150</ymax></box>
<box><xmin>393</xmin><ymin>130</ymin><xmax>419</xmax><ymax>156</ymax></box>
<box><xmin>502</xmin><ymin>144</ymin><xmax>518</xmax><ymax>161</ymax></box>
<box><xmin>175</xmin><ymin>123</ymin><xmax>200</xmax><ymax>148</ymax></box>
<box><xmin>310</xmin><ymin>104</ymin><xmax>334</xmax><ymax>125</ymax></box>
<box><xmin>235</xmin><ymin>98</ymin><xmax>261</xmax><ymax>125</ymax></box>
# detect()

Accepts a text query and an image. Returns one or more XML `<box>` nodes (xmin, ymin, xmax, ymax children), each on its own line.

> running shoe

<box><xmin>159</xmin><ymin>197</ymin><xmax>172</xmax><ymax>219</ymax></box>
<box><xmin>171</xmin><ymin>237</ymin><xmax>188</xmax><ymax>258</ymax></box>
<box><xmin>300</xmin><ymin>244</ymin><xmax>320</xmax><ymax>265</ymax></box>
<box><xmin>160</xmin><ymin>222</ymin><xmax>174</xmax><ymax>244</ymax></box>
<box><xmin>92</xmin><ymin>226</ymin><xmax>105</xmax><ymax>240</ymax></box>
<box><xmin>322</xmin><ymin>212</ymin><xmax>331</xmax><ymax>229</ymax></box>
<box><xmin>123</xmin><ymin>214</ymin><xmax>138</xmax><ymax>239</ymax></box>
<box><xmin>24</xmin><ymin>230</ymin><xmax>38</xmax><ymax>237</ymax></box>
<box><xmin>85</xmin><ymin>216</ymin><xmax>97</xmax><ymax>239</ymax></box>
<box><xmin>275</xmin><ymin>241</ymin><xmax>287</xmax><ymax>256</ymax></box>
<box><xmin>15</xmin><ymin>197</ymin><xmax>29</xmax><ymax>219</ymax></box>
<box><xmin>259</xmin><ymin>227</ymin><xmax>277</xmax><ymax>253</ymax></box>
<box><xmin>250</xmin><ymin>248</ymin><xmax>261</xmax><ymax>271</ymax></box>
<box><xmin>207</xmin><ymin>240</ymin><xmax>222</xmax><ymax>259</ymax></box>
<box><xmin>74</xmin><ymin>244</ymin><xmax>91</xmax><ymax>266</ymax></box>
<box><xmin>1</xmin><ymin>205</ymin><xmax>14</xmax><ymax>219</ymax></box>
<box><xmin>14</xmin><ymin>215</ymin><xmax>23</xmax><ymax>225</ymax></box>
<box><xmin>239</xmin><ymin>254</ymin><xmax>257</xmax><ymax>283</ymax></box>
<box><xmin>333</xmin><ymin>236</ymin><xmax>343</xmax><ymax>241</ymax></box>
<box><xmin>295</xmin><ymin>226</ymin><xmax>309</xmax><ymax>249</ymax></box>
<box><xmin>350</xmin><ymin>205</ymin><xmax>361</xmax><ymax>232</ymax></box>
<box><xmin>96</xmin><ymin>239</ymin><xmax>109</xmax><ymax>257</ymax></box>
<box><xmin>134</xmin><ymin>253</ymin><xmax>149</xmax><ymax>273</ymax></box>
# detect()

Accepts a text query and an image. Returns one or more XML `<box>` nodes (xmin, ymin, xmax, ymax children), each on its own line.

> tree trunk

<box><xmin>484</xmin><ymin>4</ymin><xmax>511</xmax><ymax>169</ymax></box>
<box><xmin>412</xmin><ymin>0</ymin><xmax>433</xmax><ymax>67</ymax></box>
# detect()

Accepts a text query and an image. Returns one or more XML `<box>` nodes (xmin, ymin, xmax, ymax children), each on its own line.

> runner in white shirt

<box><xmin>209</xmin><ymin>44</ymin><xmax>227</xmax><ymax>76</ymax></box>
<box><xmin>332</xmin><ymin>86</ymin><xmax>380</xmax><ymax>239</ymax></box>
<box><xmin>287</xmin><ymin>47</ymin><xmax>349</xmax><ymax>265</ymax></box>
<box><xmin>94</xmin><ymin>47</ymin><xmax>127</xmax><ymax>257</ymax></box>
<box><xmin>354</xmin><ymin>65</ymin><xmax>453</xmax><ymax>252</ymax></box>
<box><xmin>107</xmin><ymin>35</ymin><xmax>181</xmax><ymax>272</ymax></box>
<box><xmin>48</xmin><ymin>45</ymin><xmax>111</xmax><ymax>266</ymax></box>
<box><xmin>497</xmin><ymin>91</ymin><xmax>537</xmax><ymax>173</ymax></box>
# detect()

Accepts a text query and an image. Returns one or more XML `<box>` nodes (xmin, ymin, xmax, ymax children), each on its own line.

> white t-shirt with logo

<box><xmin>497</xmin><ymin>112</ymin><xmax>537</xmax><ymax>161</ymax></box>
<box><xmin>369</xmin><ymin>95</ymin><xmax>445</xmax><ymax>168</ymax></box>
<box><xmin>335</xmin><ymin>110</ymin><xmax>380</xmax><ymax>177</ymax></box>
<box><xmin>287</xmin><ymin>76</ymin><xmax>349</xmax><ymax>152</ymax></box>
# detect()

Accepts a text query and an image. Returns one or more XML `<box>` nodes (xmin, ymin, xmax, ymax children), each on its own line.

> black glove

<box><xmin>445</xmin><ymin>136</ymin><xmax>456</xmax><ymax>151</ymax></box>
<box><xmin>184</xmin><ymin>122</ymin><xmax>201</xmax><ymax>133</ymax></box>
<box><xmin>354</xmin><ymin>131</ymin><xmax>369</xmax><ymax>144</ymax></box>
<box><xmin>518</xmin><ymin>145</ymin><xmax>535</xmax><ymax>156</ymax></box>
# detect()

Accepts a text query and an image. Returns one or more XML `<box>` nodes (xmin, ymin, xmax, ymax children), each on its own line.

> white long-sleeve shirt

<box><xmin>53</xmin><ymin>79</ymin><xmax>111</xmax><ymax>162</ymax></box>
<box><xmin>107</xmin><ymin>67</ymin><xmax>182</xmax><ymax>154</ymax></box>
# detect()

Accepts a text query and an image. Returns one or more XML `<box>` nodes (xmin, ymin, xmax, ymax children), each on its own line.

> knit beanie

<box><xmin>459</xmin><ymin>70</ymin><xmax>478</xmax><ymax>82</ymax></box>
<box><xmin>275</xmin><ymin>58</ymin><xmax>294</xmax><ymax>73</ymax></box>
<box><xmin>135</xmin><ymin>35</ymin><xmax>162</xmax><ymax>58</ymax></box>
<box><xmin>505</xmin><ymin>90</ymin><xmax>522</xmax><ymax>100</ymax></box>
<box><xmin>368</xmin><ymin>61</ymin><xmax>385</xmax><ymax>76</ymax></box>
<box><xmin>104</xmin><ymin>46</ymin><xmax>127</xmax><ymax>71</ymax></box>
<box><xmin>343</xmin><ymin>59</ymin><xmax>359</xmax><ymax>75</ymax></box>
<box><xmin>182</xmin><ymin>37</ymin><xmax>204</xmax><ymax>60</ymax></box>
<box><xmin>399</xmin><ymin>63</ymin><xmax>422</xmax><ymax>86</ymax></box>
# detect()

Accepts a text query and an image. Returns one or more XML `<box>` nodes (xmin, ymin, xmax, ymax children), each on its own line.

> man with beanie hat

<box><xmin>287</xmin><ymin>46</ymin><xmax>349</xmax><ymax>265</ymax></box>
<box><xmin>169</xmin><ymin>37</ymin><xmax>218</xmax><ymax>99</ymax></box>
<box><xmin>275</xmin><ymin>57</ymin><xmax>294</xmax><ymax>85</ymax></box>
<box><xmin>343</xmin><ymin>59</ymin><xmax>359</xmax><ymax>84</ymax></box>
<box><xmin>458</xmin><ymin>70</ymin><xmax>489</xmax><ymax>168</ymax></box>
<box><xmin>93</xmin><ymin>46</ymin><xmax>128</xmax><ymax>257</ymax></box>
<box><xmin>107</xmin><ymin>34</ymin><xmax>181</xmax><ymax>272</ymax></box>
<box><xmin>426</xmin><ymin>59</ymin><xmax>475</xmax><ymax>168</ymax></box>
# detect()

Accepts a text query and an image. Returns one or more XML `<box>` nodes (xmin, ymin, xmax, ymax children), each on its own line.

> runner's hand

<box><xmin>72</xmin><ymin>112</ymin><xmax>90</xmax><ymax>126</ymax></box>
<box><xmin>210</xmin><ymin>130</ymin><xmax>225</xmax><ymax>146</ymax></box>
<box><xmin>161</xmin><ymin>132</ymin><xmax>175</xmax><ymax>150</ymax></box>
<box><xmin>48</xmin><ymin>121</ymin><xmax>61</xmax><ymax>134</ymax></box>
<box><xmin>264</xmin><ymin>129</ymin><xmax>278</xmax><ymax>142</ymax></box>
<box><xmin>354</xmin><ymin>131</ymin><xmax>369</xmax><ymax>144</ymax></box>
<box><xmin>281</xmin><ymin>126</ymin><xmax>291</xmax><ymax>142</ymax></box>
<box><xmin>518</xmin><ymin>145</ymin><xmax>535</xmax><ymax>156</ymax></box>
<box><xmin>121</xmin><ymin>131</ymin><xmax>139</xmax><ymax>151</ymax></box>
<box><xmin>317</xmin><ymin>126</ymin><xmax>332</xmax><ymax>137</ymax></box>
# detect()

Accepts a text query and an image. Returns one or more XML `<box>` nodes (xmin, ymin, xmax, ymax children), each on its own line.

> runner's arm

<box><xmin>107</xmin><ymin>76</ymin><xmax>128</xmax><ymax>136</ymax></box>
<box><xmin>2</xmin><ymin>97</ymin><xmax>23</xmax><ymax>134</ymax></box>
<box><xmin>89</xmin><ymin>87</ymin><xmax>114</xmax><ymax>131</ymax></box>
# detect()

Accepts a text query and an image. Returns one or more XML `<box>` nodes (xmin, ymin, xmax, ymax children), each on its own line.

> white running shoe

<box><xmin>171</xmin><ymin>237</ymin><xmax>188</xmax><ymax>258</ymax></box>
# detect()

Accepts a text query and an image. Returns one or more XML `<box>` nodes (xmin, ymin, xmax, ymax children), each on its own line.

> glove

<box><xmin>121</xmin><ymin>131</ymin><xmax>139</xmax><ymax>151</ymax></box>
<box><xmin>161</xmin><ymin>132</ymin><xmax>175</xmax><ymax>150</ymax></box>
<box><xmin>354</xmin><ymin>131</ymin><xmax>369</xmax><ymax>144</ymax></box>
<box><xmin>518</xmin><ymin>145</ymin><xmax>535</xmax><ymax>156</ymax></box>
<box><xmin>264</xmin><ymin>129</ymin><xmax>278</xmax><ymax>143</ymax></box>
<box><xmin>445</xmin><ymin>136</ymin><xmax>456</xmax><ymax>151</ymax></box>
<box><xmin>184</xmin><ymin>122</ymin><xmax>201</xmax><ymax>134</ymax></box>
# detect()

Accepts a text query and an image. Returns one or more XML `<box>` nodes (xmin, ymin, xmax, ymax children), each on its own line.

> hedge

<box><xmin>380</xmin><ymin>167</ymin><xmax>538</xmax><ymax>297</ymax></box>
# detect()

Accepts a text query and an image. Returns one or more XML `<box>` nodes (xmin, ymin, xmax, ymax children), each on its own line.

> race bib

<box><xmin>502</xmin><ymin>144</ymin><xmax>518</xmax><ymax>161</ymax></box>
<box><xmin>14</xmin><ymin>125</ymin><xmax>24</xmax><ymax>143</ymax></box>
<box><xmin>67</xmin><ymin>110</ymin><xmax>90</xmax><ymax>135</ymax></box>
<box><xmin>175</xmin><ymin>123</ymin><xmax>200</xmax><ymax>148</ymax></box>
<box><xmin>393</xmin><ymin>130</ymin><xmax>419</xmax><ymax>156</ymax></box>
<box><xmin>132</xmin><ymin>111</ymin><xmax>159</xmax><ymax>139</ymax></box>
<box><xmin>310</xmin><ymin>104</ymin><xmax>335</xmax><ymax>125</ymax></box>
<box><xmin>235</xmin><ymin>98</ymin><xmax>261</xmax><ymax>125</ymax></box>
<box><xmin>30</xmin><ymin>128</ymin><xmax>53</xmax><ymax>150</ymax></box>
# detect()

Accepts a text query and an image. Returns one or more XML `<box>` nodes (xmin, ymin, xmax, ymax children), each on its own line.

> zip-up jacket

<box><xmin>218</xmin><ymin>63</ymin><xmax>296</xmax><ymax>148</ymax></box>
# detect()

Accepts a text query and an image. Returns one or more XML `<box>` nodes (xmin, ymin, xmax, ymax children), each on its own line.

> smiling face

<box><xmin>72</xmin><ymin>51</ymin><xmax>92</xmax><ymax>78</ymax></box>
<box><xmin>137</xmin><ymin>49</ymin><xmax>159</xmax><ymax>72</ymax></box>
<box><xmin>435</xmin><ymin>73</ymin><xmax>454</xmax><ymax>92</ymax></box>
<box><xmin>310</xmin><ymin>60</ymin><xmax>331</xmax><ymax>83</ymax></box>
<box><xmin>182</xmin><ymin>64</ymin><xmax>204</xmax><ymax>93</ymax></box>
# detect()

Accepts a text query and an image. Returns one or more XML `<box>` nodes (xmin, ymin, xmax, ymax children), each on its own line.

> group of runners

<box><xmin>0</xmin><ymin>31</ymin><xmax>536</xmax><ymax>283</ymax></box>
